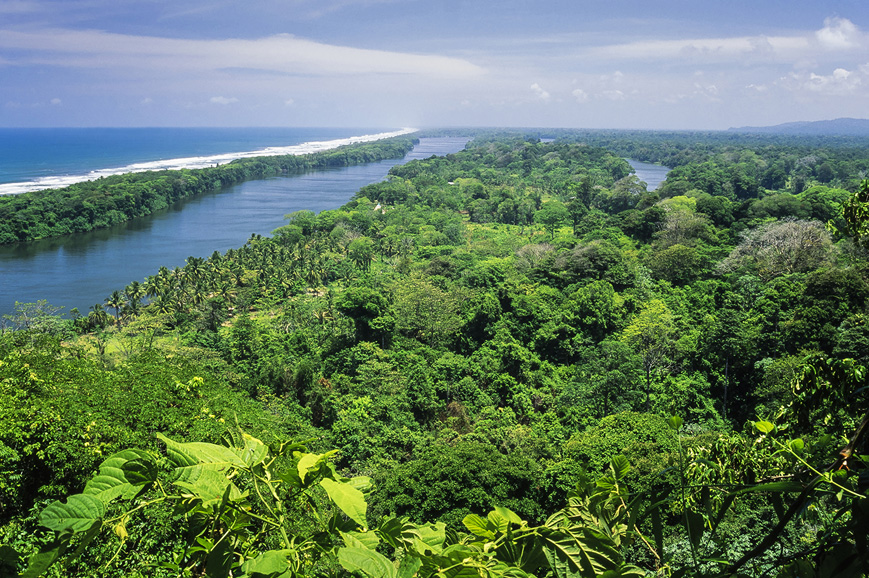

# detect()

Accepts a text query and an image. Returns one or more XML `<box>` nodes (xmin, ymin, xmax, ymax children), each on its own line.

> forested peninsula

<box><xmin>0</xmin><ymin>136</ymin><xmax>415</xmax><ymax>244</ymax></box>
<box><xmin>2</xmin><ymin>132</ymin><xmax>868</xmax><ymax>577</ymax></box>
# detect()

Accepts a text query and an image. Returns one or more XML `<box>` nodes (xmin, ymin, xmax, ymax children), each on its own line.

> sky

<box><xmin>1</xmin><ymin>0</ymin><xmax>868</xmax><ymax>130</ymax></box>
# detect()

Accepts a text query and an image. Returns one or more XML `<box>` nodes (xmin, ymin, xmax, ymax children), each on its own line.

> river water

<box><xmin>0</xmin><ymin>137</ymin><xmax>467</xmax><ymax>316</ymax></box>
<box><xmin>627</xmin><ymin>159</ymin><xmax>670</xmax><ymax>191</ymax></box>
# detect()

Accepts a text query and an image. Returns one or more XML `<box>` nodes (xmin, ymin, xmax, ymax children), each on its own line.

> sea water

<box><xmin>0</xmin><ymin>127</ymin><xmax>412</xmax><ymax>195</ymax></box>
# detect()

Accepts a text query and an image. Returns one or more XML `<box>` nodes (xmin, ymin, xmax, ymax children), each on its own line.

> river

<box><xmin>0</xmin><ymin>137</ymin><xmax>468</xmax><ymax>316</ymax></box>
<box><xmin>626</xmin><ymin>159</ymin><xmax>670</xmax><ymax>191</ymax></box>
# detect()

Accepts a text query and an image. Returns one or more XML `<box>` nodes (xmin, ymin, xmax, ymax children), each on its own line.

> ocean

<box><xmin>0</xmin><ymin>127</ymin><xmax>411</xmax><ymax>195</ymax></box>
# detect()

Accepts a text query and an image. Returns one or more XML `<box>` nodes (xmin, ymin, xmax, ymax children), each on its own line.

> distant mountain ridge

<box><xmin>728</xmin><ymin>118</ymin><xmax>869</xmax><ymax>135</ymax></box>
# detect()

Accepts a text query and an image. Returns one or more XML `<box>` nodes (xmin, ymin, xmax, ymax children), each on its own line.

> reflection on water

<box><xmin>627</xmin><ymin>159</ymin><xmax>671</xmax><ymax>192</ymax></box>
<box><xmin>0</xmin><ymin>138</ymin><xmax>468</xmax><ymax>315</ymax></box>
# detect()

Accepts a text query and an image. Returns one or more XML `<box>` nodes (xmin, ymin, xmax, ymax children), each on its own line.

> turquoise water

<box><xmin>0</xmin><ymin>127</ymin><xmax>404</xmax><ymax>194</ymax></box>
<box><xmin>0</xmin><ymin>137</ymin><xmax>467</xmax><ymax>316</ymax></box>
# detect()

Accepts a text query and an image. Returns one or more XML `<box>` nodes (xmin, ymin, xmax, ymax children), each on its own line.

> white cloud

<box><xmin>601</xmin><ymin>89</ymin><xmax>625</xmax><ymax>101</ymax></box>
<box><xmin>49</xmin><ymin>97</ymin><xmax>61</xmax><ymax>105</ymax></box>
<box><xmin>584</xmin><ymin>18</ymin><xmax>865</xmax><ymax>65</ymax></box>
<box><xmin>0</xmin><ymin>28</ymin><xmax>485</xmax><ymax>78</ymax></box>
<box><xmin>284</xmin><ymin>98</ymin><xmax>295</xmax><ymax>106</ymax></box>
<box><xmin>141</xmin><ymin>97</ymin><xmax>153</xmax><ymax>105</ymax></box>
<box><xmin>530</xmin><ymin>82</ymin><xmax>550</xmax><ymax>101</ymax></box>
<box><xmin>780</xmin><ymin>66</ymin><xmax>863</xmax><ymax>95</ymax></box>
<box><xmin>210</xmin><ymin>96</ymin><xmax>238</xmax><ymax>105</ymax></box>
<box><xmin>807</xmin><ymin>67</ymin><xmax>861</xmax><ymax>93</ymax></box>
<box><xmin>692</xmin><ymin>83</ymin><xmax>720</xmax><ymax>101</ymax></box>
<box><xmin>571</xmin><ymin>88</ymin><xmax>588</xmax><ymax>103</ymax></box>
<box><xmin>816</xmin><ymin>17</ymin><xmax>861</xmax><ymax>50</ymax></box>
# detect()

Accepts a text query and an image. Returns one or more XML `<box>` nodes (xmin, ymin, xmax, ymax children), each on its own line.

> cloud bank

<box><xmin>0</xmin><ymin>28</ymin><xmax>484</xmax><ymax>78</ymax></box>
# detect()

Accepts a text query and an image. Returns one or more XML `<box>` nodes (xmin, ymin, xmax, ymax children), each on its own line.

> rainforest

<box><xmin>1</xmin><ymin>130</ymin><xmax>867</xmax><ymax>578</ymax></box>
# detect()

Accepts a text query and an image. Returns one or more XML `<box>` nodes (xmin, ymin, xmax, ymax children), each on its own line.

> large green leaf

<box><xmin>173</xmin><ymin>466</ymin><xmax>244</xmax><ymax>506</ymax></box>
<box><xmin>539</xmin><ymin>527</ymin><xmax>621</xmax><ymax>578</ymax></box>
<box><xmin>349</xmin><ymin>475</ymin><xmax>373</xmax><ymax>492</ymax></box>
<box><xmin>462</xmin><ymin>514</ymin><xmax>495</xmax><ymax>539</ymax></box>
<box><xmin>338</xmin><ymin>546</ymin><xmax>396</xmax><ymax>578</ymax></box>
<box><xmin>397</xmin><ymin>555</ymin><xmax>422</xmax><ymax>578</ymax></box>
<box><xmin>490</xmin><ymin>507</ymin><xmax>523</xmax><ymax>528</ymax></box>
<box><xmin>242</xmin><ymin>550</ymin><xmax>292</xmax><ymax>577</ymax></box>
<box><xmin>38</xmin><ymin>494</ymin><xmax>105</xmax><ymax>533</ymax></box>
<box><xmin>320</xmin><ymin>478</ymin><xmax>367</xmax><ymax>528</ymax></box>
<box><xmin>342</xmin><ymin>531</ymin><xmax>376</xmax><ymax>550</ymax></box>
<box><xmin>438</xmin><ymin>544</ymin><xmax>481</xmax><ymax>564</ymax></box>
<box><xmin>610</xmin><ymin>456</ymin><xmax>630</xmax><ymax>481</ymax></box>
<box><xmin>83</xmin><ymin>449</ymin><xmax>155</xmax><ymax>504</ymax></box>
<box><xmin>343</xmin><ymin>530</ymin><xmax>381</xmax><ymax>551</ymax></box>
<box><xmin>157</xmin><ymin>433</ymin><xmax>246</xmax><ymax>469</ymax></box>
<box><xmin>235</xmin><ymin>432</ymin><xmax>269</xmax><ymax>467</ymax></box>
<box><xmin>599</xmin><ymin>564</ymin><xmax>647</xmax><ymax>578</ymax></box>
<box><xmin>414</xmin><ymin>522</ymin><xmax>446</xmax><ymax>555</ymax></box>
<box><xmin>754</xmin><ymin>420</ymin><xmax>775</xmax><ymax>435</ymax></box>
<box><xmin>296</xmin><ymin>452</ymin><xmax>323</xmax><ymax>484</ymax></box>
<box><xmin>684</xmin><ymin>511</ymin><xmax>705</xmax><ymax>550</ymax></box>
<box><xmin>377</xmin><ymin>517</ymin><xmax>421</xmax><ymax>551</ymax></box>
<box><xmin>733</xmin><ymin>481</ymin><xmax>805</xmax><ymax>495</ymax></box>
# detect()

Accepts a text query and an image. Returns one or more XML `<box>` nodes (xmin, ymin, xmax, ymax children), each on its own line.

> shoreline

<box><xmin>0</xmin><ymin>127</ymin><xmax>417</xmax><ymax>196</ymax></box>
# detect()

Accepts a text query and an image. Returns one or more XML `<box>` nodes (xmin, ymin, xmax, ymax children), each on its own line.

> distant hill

<box><xmin>728</xmin><ymin>118</ymin><xmax>869</xmax><ymax>135</ymax></box>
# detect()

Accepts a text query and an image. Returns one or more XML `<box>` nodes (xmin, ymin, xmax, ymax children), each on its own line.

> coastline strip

<box><xmin>0</xmin><ymin>128</ymin><xmax>417</xmax><ymax>196</ymax></box>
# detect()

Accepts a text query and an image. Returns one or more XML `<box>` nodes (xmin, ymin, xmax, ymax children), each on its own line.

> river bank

<box><xmin>0</xmin><ymin>137</ymin><xmax>468</xmax><ymax>316</ymax></box>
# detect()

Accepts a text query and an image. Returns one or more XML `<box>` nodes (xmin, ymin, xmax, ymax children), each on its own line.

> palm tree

<box><xmin>184</xmin><ymin>256</ymin><xmax>206</xmax><ymax>285</ymax></box>
<box><xmin>126</xmin><ymin>280</ymin><xmax>146</xmax><ymax>307</ymax></box>
<box><xmin>150</xmin><ymin>295</ymin><xmax>176</xmax><ymax>315</ymax></box>
<box><xmin>105</xmin><ymin>290</ymin><xmax>126</xmax><ymax>326</ymax></box>
<box><xmin>87</xmin><ymin>303</ymin><xmax>110</xmax><ymax>330</ymax></box>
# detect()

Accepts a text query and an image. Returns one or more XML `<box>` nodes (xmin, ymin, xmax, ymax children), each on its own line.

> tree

<box><xmin>838</xmin><ymin>178</ymin><xmax>869</xmax><ymax>249</ymax></box>
<box><xmin>564</xmin><ymin>181</ymin><xmax>591</xmax><ymax>235</ymax></box>
<box><xmin>654</xmin><ymin>209</ymin><xmax>713</xmax><ymax>248</ymax></box>
<box><xmin>597</xmin><ymin>175</ymin><xmax>645</xmax><ymax>213</ymax></box>
<box><xmin>124</xmin><ymin>280</ymin><xmax>146</xmax><ymax>309</ymax></box>
<box><xmin>1</xmin><ymin>300</ymin><xmax>65</xmax><ymax>334</ymax></box>
<box><xmin>565</xmin><ymin>340</ymin><xmax>642</xmax><ymax>420</ymax></box>
<box><xmin>392</xmin><ymin>277</ymin><xmax>463</xmax><ymax>348</ymax></box>
<box><xmin>374</xmin><ymin>440</ymin><xmax>544</xmax><ymax>527</ymax></box>
<box><xmin>719</xmin><ymin>219</ymin><xmax>833</xmax><ymax>279</ymax></box>
<box><xmin>646</xmin><ymin>243</ymin><xmax>703</xmax><ymax>284</ymax></box>
<box><xmin>104</xmin><ymin>290</ymin><xmax>126</xmax><ymax>326</ymax></box>
<box><xmin>620</xmin><ymin>299</ymin><xmax>677</xmax><ymax>411</ymax></box>
<box><xmin>347</xmin><ymin>237</ymin><xmax>375</xmax><ymax>271</ymax></box>
<box><xmin>534</xmin><ymin>200</ymin><xmax>569</xmax><ymax>238</ymax></box>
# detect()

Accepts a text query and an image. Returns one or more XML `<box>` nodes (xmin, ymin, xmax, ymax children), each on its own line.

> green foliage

<box><xmin>0</xmin><ymin>138</ymin><xmax>416</xmax><ymax>244</ymax></box>
<box><xmin>7</xmin><ymin>430</ymin><xmax>657</xmax><ymax>578</ymax></box>
<box><xmin>374</xmin><ymin>440</ymin><xmax>545</xmax><ymax>528</ymax></box>
<box><xmin>565</xmin><ymin>412</ymin><xmax>679</xmax><ymax>493</ymax></box>
<box><xmin>838</xmin><ymin>179</ymin><xmax>869</xmax><ymax>248</ymax></box>
<box><xmin>6</xmin><ymin>131</ymin><xmax>869</xmax><ymax>577</ymax></box>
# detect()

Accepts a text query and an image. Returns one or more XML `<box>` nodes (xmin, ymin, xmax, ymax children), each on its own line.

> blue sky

<box><xmin>1</xmin><ymin>0</ymin><xmax>867</xmax><ymax>129</ymax></box>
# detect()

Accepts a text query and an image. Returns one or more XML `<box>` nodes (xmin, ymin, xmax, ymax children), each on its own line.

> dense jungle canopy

<box><xmin>1</xmin><ymin>130</ymin><xmax>868</xmax><ymax>577</ymax></box>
